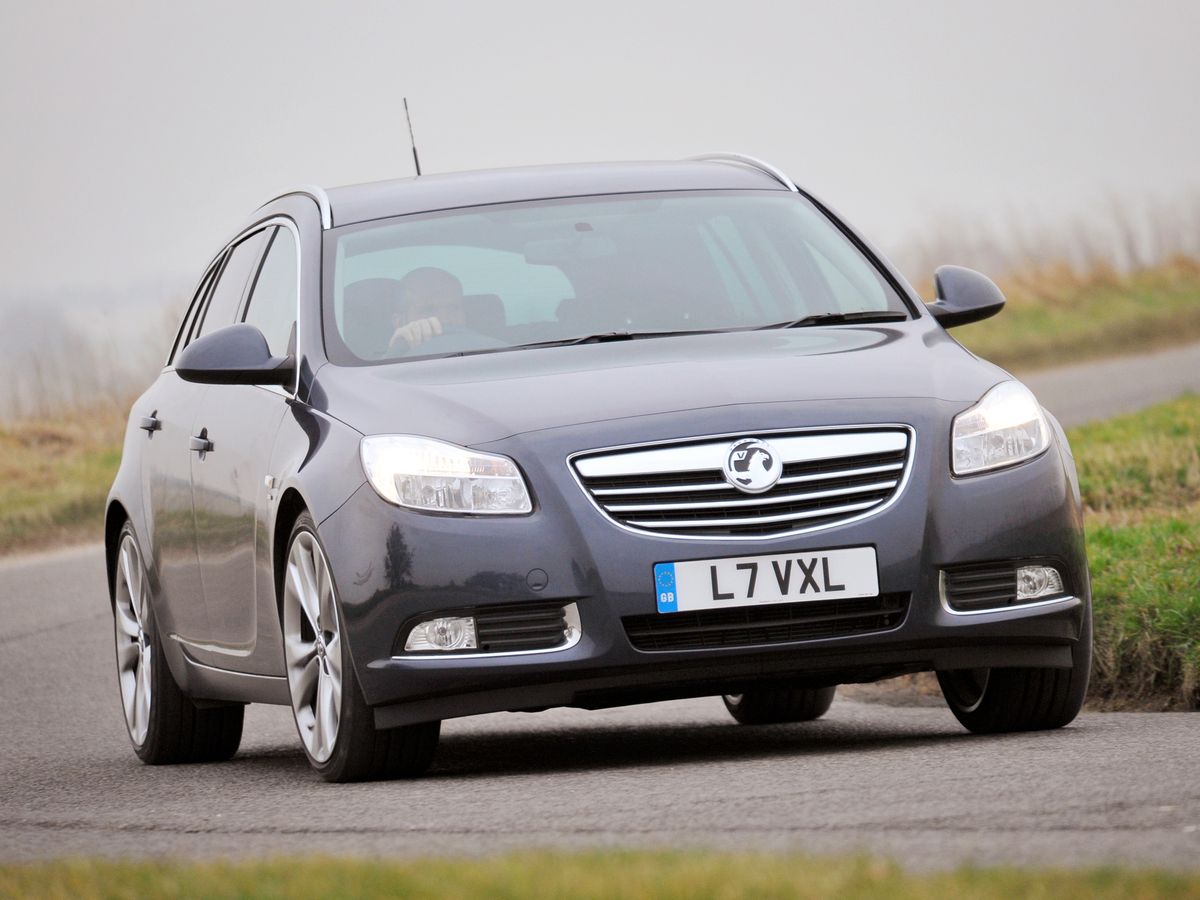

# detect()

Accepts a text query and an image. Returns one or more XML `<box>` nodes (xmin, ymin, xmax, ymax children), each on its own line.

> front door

<box><xmin>188</xmin><ymin>384</ymin><xmax>287</xmax><ymax>668</ymax></box>
<box><xmin>187</xmin><ymin>223</ymin><xmax>299</xmax><ymax>672</ymax></box>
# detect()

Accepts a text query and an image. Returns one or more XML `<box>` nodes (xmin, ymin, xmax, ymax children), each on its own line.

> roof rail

<box><xmin>258</xmin><ymin>184</ymin><xmax>333</xmax><ymax>230</ymax></box>
<box><xmin>689</xmin><ymin>153</ymin><xmax>799</xmax><ymax>193</ymax></box>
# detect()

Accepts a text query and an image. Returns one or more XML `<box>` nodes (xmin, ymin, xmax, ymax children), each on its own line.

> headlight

<box><xmin>360</xmin><ymin>435</ymin><xmax>533</xmax><ymax>514</ymax></box>
<box><xmin>951</xmin><ymin>381</ymin><xmax>1050</xmax><ymax>476</ymax></box>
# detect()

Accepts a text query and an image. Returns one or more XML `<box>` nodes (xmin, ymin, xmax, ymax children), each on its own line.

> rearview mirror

<box><xmin>175</xmin><ymin>324</ymin><xmax>294</xmax><ymax>386</ymax></box>
<box><xmin>927</xmin><ymin>266</ymin><xmax>1005</xmax><ymax>328</ymax></box>
<box><xmin>523</xmin><ymin>234</ymin><xmax>617</xmax><ymax>265</ymax></box>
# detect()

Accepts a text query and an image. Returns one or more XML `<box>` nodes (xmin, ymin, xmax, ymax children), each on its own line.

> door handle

<box><xmin>139</xmin><ymin>411</ymin><xmax>161</xmax><ymax>433</ymax></box>
<box><xmin>189</xmin><ymin>429</ymin><xmax>213</xmax><ymax>454</ymax></box>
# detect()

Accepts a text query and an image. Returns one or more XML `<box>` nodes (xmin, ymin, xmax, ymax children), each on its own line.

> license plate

<box><xmin>653</xmin><ymin>546</ymin><xmax>879</xmax><ymax>614</ymax></box>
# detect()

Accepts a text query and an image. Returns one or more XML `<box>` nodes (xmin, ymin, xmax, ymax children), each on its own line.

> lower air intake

<box><xmin>622</xmin><ymin>593</ymin><xmax>909</xmax><ymax>651</ymax></box>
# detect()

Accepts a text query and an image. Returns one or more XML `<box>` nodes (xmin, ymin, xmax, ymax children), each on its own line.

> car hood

<box><xmin>312</xmin><ymin>320</ymin><xmax>1010</xmax><ymax>446</ymax></box>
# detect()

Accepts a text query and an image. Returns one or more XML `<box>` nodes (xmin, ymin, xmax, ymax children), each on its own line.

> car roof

<box><xmin>316</xmin><ymin>159</ymin><xmax>792</xmax><ymax>228</ymax></box>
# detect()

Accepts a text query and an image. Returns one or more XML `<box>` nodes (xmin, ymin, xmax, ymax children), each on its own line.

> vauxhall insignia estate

<box><xmin>105</xmin><ymin>154</ymin><xmax>1091</xmax><ymax>781</ymax></box>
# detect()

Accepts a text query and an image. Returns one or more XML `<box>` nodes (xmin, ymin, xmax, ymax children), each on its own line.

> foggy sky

<box><xmin>2</xmin><ymin>0</ymin><xmax>1198</xmax><ymax>303</ymax></box>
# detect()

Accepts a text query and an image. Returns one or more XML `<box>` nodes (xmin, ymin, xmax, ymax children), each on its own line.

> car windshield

<box><xmin>322</xmin><ymin>190</ymin><xmax>910</xmax><ymax>364</ymax></box>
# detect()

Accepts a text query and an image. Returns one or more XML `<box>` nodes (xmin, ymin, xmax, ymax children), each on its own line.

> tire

<box><xmin>111</xmin><ymin>522</ymin><xmax>243</xmax><ymax>764</ymax></box>
<box><xmin>722</xmin><ymin>685</ymin><xmax>837</xmax><ymax>725</ymax></box>
<box><xmin>282</xmin><ymin>513</ymin><xmax>440</xmax><ymax>782</ymax></box>
<box><xmin>937</xmin><ymin>601</ymin><xmax>1092</xmax><ymax>734</ymax></box>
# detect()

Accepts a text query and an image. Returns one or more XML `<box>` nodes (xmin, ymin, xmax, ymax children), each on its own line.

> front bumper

<box><xmin>317</xmin><ymin>399</ymin><xmax>1089</xmax><ymax>728</ymax></box>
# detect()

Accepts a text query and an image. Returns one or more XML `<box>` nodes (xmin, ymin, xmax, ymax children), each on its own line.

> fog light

<box><xmin>405</xmin><ymin>616</ymin><xmax>477</xmax><ymax>652</ymax></box>
<box><xmin>1016</xmin><ymin>565</ymin><xmax>1064</xmax><ymax>600</ymax></box>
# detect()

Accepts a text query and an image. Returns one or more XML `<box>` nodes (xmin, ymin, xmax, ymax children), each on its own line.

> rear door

<box><xmin>188</xmin><ymin>226</ymin><xmax>295</xmax><ymax>670</ymax></box>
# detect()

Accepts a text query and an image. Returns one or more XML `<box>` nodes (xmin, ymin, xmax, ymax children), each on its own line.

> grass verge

<box><xmin>1069</xmin><ymin>394</ymin><xmax>1200</xmax><ymax>709</ymax></box>
<box><xmin>2</xmin><ymin>853</ymin><xmax>1199</xmax><ymax>899</ymax></box>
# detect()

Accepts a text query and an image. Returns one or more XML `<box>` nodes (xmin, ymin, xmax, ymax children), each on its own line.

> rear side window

<box><xmin>242</xmin><ymin>227</ymin><xmax>298</xmax><ymax>356</ymax></box>
<box><xmin>194</xmin><ymin>229</ymin><xmax>270</xmax><ymax>340</ymax></box>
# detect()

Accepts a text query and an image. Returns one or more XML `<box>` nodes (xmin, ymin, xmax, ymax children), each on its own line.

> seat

<box><xmin>342</xmin><ymin>278</ymin><xmax>402</xmax><ymax>359</ymax></box>
<box><xmin>463</xmin><ymin>294</ymin><xmax>506</xmax><ymax>337</ymax></box>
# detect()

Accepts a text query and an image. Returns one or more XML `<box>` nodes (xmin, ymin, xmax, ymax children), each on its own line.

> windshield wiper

<box><xmin>513</xmin><ymin>329</ymin><xmax>726</xmax><ymax>351</ymax></box>
<box><xmin>758</xmin><ymin>311</ymin><xmax>909</xmax><ymax>330</ymax></box>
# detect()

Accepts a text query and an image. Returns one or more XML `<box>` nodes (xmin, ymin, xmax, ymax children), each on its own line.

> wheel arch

<box><xmin>104</xmin><ymin>499</ymin><xmax>131</xmax><ymax>604</ymax></box>
<box><xmin>272</xmin><ymin>487</ymin><xmax>310</xmax><ymax>621</ymax></box>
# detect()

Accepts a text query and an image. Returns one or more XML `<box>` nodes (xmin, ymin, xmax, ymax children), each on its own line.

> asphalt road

<box><xmin>1021</xmin><ymin>341</ymin><xmax>1200</xmax><ymax>427</ymax></box>
<box><xmin>1</xmin><ymin>543</ymin><xmax>1198</xmax><ymax>870</ymax></box>
<box><xmin>1</xmin><ymin>346</ymin><xmax>1198</xmax><ymax>869</ymax></box>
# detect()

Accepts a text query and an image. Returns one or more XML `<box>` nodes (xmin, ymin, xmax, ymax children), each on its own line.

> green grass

<box><xmin>950</xmin><ymin>261</ymin><xmax>1200</xmax><ymax>372</ymax></box>
<box><xmin>2</xmin><ymin>853</ymin><xmax>1199</xmax><ymax>899</ymax></box>
<box><xmin>1068</xmin><ymin>394</ymin><xmax>1200</xmax><ymax>709</ymax></box>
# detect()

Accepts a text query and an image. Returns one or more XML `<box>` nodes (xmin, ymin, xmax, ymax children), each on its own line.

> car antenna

<box><xmin>404</xmin><ymin>97</ymin><xmax>422</xmax><ymax>177</ymax></box>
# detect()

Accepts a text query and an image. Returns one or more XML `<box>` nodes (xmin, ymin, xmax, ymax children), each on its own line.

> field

<box><xmin>2</xmin><ymin>852</ymin><xmax>1199</xmax><ymax>899</ymax></box>
<box><xmin>0</xmin><ymin>406</ymin><xmax>126</xmax><ymax>554</ymax></box>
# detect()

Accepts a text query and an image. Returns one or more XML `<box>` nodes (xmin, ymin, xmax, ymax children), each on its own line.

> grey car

<box><xmin>105</xmin><ymin>154</ymin><xmax>1091</xmax><ymax>781</ymax></box>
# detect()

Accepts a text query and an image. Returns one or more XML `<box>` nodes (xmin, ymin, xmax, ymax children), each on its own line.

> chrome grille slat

<box><xmin>605</xmin><ymin>479</ymin><xmax>899</xmax><ymax>513</ymax></box>
<box><xmin>591</xmin><ymin>481</ymin><xmax>736</xmax><ymax>497</ymax></box>
<box><xmin>778</xmin><ymin>460</ymin><xmax>904</xmax><ymax>485</ymax></box>
<box><xmin>573</xmin><ymin>428</ymin><xmax>912</xmax><ymax>538</ymax></box>
<box><xmin>628</xmin><ymin>501</ymin><xmax>883</xmax><ymax>528</ymax></box>
<box><xmin>574</xmin><ymin>431</ymin><xmax>907</xmax><ymax>479</ymax></box>
<box><xmin>625</xmin><ymin>497</ymin><xmax>881</xmax><ymax>530</ymax></box>
<box><xmin>589</xmin><ymin>460</ymin><xmax>905</xmax><ymax>496</ymax></box>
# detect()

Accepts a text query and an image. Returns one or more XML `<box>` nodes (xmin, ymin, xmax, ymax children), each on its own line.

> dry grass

<box><xmin>0</xmin><ymin>407</ymin><xmax>128</xmax><ymax>554</ymax></box>
<box><xmin>945</xmin><ymin>258</ymin><xmax>1200</xmax><ymax>372</ymax></box>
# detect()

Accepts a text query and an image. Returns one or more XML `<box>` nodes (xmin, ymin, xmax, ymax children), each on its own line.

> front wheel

<box><xmin>282</xmin><ymin>513</ymin><xmax>440</xmax><ymax>782</ymax></box>
<box><xmin>722</xmin><ymin>685</ymin><xmax>837</xmax><ymax>725</ymax></box>
<box><xmin>111</xmin><ymin>523</ymin><xmax>243</xmax><ymax>764</ymax></box>
<box><xmin>937</xmin><ymin>603</ymin><xmax>1092</xmax><ymax>733</ymax></box>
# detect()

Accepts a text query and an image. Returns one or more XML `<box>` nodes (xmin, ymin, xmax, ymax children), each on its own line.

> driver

<box><xmin>386</xmin><ymin>267</ymin><xmax>467</xmax><ymax>354</ymax></box>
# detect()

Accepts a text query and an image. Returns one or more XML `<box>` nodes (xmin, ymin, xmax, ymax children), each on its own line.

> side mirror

<box><xmin>175</xmin><ymin>324</ymin><xmax>294</xmax><ymax>386</ymax></box>
<box><xmin>927</xmin><ymin>265</ymin><xmax>1005</xmax><ymax>328</ymax></box>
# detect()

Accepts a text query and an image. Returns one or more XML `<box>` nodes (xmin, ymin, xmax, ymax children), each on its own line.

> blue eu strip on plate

<box><xmin>654</xmin><ymin>563</ymin><xmax>678</xmax><ymax>613</ymax></box>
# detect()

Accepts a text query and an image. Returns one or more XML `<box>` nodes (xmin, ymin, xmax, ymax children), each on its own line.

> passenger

<box><xmin>386</xmin><ymin>267</ymin><xmax>467</xmax><ymax>354</ymax></box>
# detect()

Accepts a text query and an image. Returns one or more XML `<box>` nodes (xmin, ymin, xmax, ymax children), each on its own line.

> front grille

<box><xmin>941</xmin><ymin>563</ymin><xmax>1019</xmax><ymax>612</ymax></box>
<box><xmin>622</xmin><ymin>593</ymin><xmax>909</xmax><ymax>651</ymax></box>
<box><xmin>573</xmin><ymin>429</ymin><xmax>910</xmax><ymax>538</ymax></box>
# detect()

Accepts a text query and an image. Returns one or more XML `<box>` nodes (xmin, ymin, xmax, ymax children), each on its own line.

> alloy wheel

<box><xmin>113</xmin><ymin>534</ymin><xmax>153</xmax><ymax>746</ymax></box>
<box><xmin>283</xmin><ymin>530</ymin><xmax>343</xmax><ymax>763</ymax></box>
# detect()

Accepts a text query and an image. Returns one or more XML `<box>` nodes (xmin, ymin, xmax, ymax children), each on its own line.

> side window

<box><xmin>194</xmin><ymin>230</ymin><xmax>270</xmax><ymax>340</ymax></box>
<box><xmin>242</xmin><ymin>227</ymin><xmax>298</xmax><ymax>356</ymax></box>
